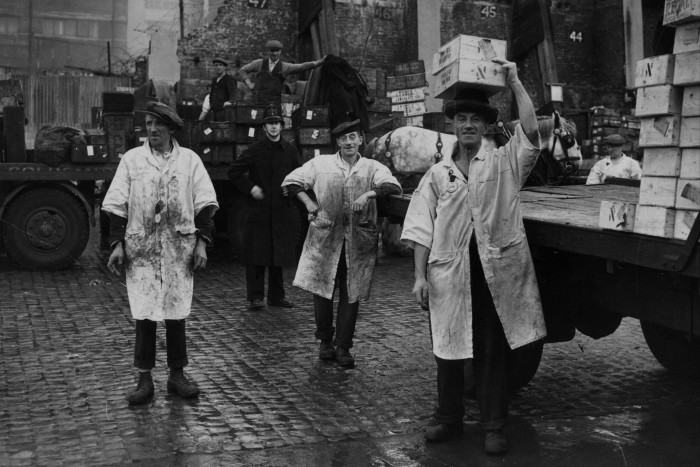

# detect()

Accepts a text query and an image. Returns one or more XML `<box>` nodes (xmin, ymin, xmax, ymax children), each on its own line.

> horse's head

<box><xmin>542</xmin><ymin>112</ymin><xmax>582</xmax><ymax>175</ymax></box>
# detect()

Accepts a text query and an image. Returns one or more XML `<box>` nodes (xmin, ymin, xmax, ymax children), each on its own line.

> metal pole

<box><xmin>27</xmin><ymin>0</ymin><xmax>34</xmax><ymax>73</ymax></box>
<box><xmin>107</xmin><ymin>41</ymin><xmax>112</xmax><ymax>75</ymax></box>
<box><xmin>179</xmin><ymin>0</ymin><xmax>185</xmax><ymax>40</ymax></box>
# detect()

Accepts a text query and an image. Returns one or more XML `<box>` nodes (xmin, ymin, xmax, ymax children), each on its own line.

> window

<box><xmin>0</xmin><ymin>16</ymin><xmax>20</xmax><ymax>35</ymax></box>
<box><xmin>63</xmin><ymin>20</ymin><xmax>77</xmax><ymax>37</ymax></box>
<box><xmin>77</xmin><ymin>21</ymin><xmax>98</xmax><ymax>38</ymax></box>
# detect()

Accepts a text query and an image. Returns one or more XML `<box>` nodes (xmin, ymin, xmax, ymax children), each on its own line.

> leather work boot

<box><xmin>484</xmin><ymin>429</ymin><xmax>509</xmax><ymax>455</ymax></box>
<box><xmin>249</xmin><ymin>299</ymin><xmax>265</xmax><ymax>311</ymax></box>
<box><xmin>424</xmin><ymin>421</ymin><xmax>463</xmax><ymax>442</ymax></box>
<box><xmin>268</xmin><ymin>298</ymin><xmax>294</xmax><ymax>308</ymax></box>
<box><xmin>126</xmin><ymin>371</ymin><xmax>154</xmax><ymax>405</ymax></box>
<box><xmin>167</xmin><ymin>368</ymin><xmax>200</xmax><ymax>398</ymax></box>
<box><xmin>319</xmin><ymin>341</ymin><xmax>336</xmax><ymax>360</ymax></box>
<box><xmin>335</xmin><ymin>348</ymin><xmax>355</xmax><ymax>368</ymax></box>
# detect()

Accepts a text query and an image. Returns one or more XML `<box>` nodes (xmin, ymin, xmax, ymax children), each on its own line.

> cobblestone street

<box><xmin>1</xmin><ymin>231</ymin><xmax>699</xmax><ymax>466</ymax></box>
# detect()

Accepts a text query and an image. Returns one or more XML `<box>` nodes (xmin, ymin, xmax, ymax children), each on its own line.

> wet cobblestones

<box><xmin>1</xmin><ymin>230</ymin><xmax>699</xmax><ymax>466</ymax></box>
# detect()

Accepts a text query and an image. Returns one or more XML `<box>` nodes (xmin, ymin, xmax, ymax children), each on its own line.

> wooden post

<box><xmin>537</xmin><ymin>0</ymin><xmax>558</xmax><ymax>104</ymax></box>
<box><xmin>321</xmin><ymin>0</ymin><xmax>339</xmax><ymax>55</ymax></box>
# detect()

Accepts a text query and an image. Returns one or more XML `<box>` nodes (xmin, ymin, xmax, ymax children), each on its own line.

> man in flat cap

<box><xmin>208</xmin><ymin>58</ymin><xmax>237</xmax><ymax>121</ymax></box>
<box><xmin>240</xmin><ymin>40</ymin><xmax>324</xmax><ymax>105</ymax></box>
<box><xmin>586</xmin><ymin>133</ymin><xmax>641</xmax><ymax>184</ymax></box>
<box><xmin>228</xmin><ymin>105</ymin><xmax>302</xmax><ymax>311</ymax></box>
<box><xmin>103</xmin><ymin>101</ymin><xmax>219</xmax><ymax>405</ymax></box>
<box><xmin>401</xmin><ymin>58</ymin><xmax>546</xmax><ymax>455</ymax></box>
<box><xmin>281</xmin><ymin>119</ymin><xmax>401</xmax><ymax>368</ymax></box>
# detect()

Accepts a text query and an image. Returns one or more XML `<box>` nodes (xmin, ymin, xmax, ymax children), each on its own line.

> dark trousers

<box><xmin>313</xmin><ymin>246</ymin><xmax>360</xmax><ymax>349</ymax></box>
<box><xmin>134</xmin><ymin>319</ymin><xmax>188</xmax><ymax>370</ymax></box>
<box><xmin>434</xmin><ymin>235</ymin><xmax>508</xmax><ymax>430</ymax></box>
<box><xmin>246</xmin><ymin>265</ymin><xmax>285</xmax><ymax>302</ymax></box>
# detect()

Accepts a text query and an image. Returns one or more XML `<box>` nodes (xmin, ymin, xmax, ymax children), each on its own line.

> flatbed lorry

<box><xmin>378</xmin><ymin>183</ymin><xmax>700</xmax><ymax>378</ymax></box>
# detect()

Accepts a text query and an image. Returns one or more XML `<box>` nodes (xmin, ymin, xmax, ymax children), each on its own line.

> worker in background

<box><xmin>281</xmin><ymin>119</ymin><xmax>401</xmax><ymax>369</ymax></box>
<box><xmin>209</xmin><ymin>58</ymin><xmax>237</xmax><ymax>121</ymax></box>
<box><xmin>227</xmin><ymin>105</ymin><xmax>301</xmax><ymax>311</ymax></box>
<box><xmin>197</xmin><ymin>86</ymin><xmax>212</xmax><ymax>121</ymax></box>
<box><xmin>401</xmin><ymin>59</ymin><xmax>547</xmax><ymax>455</ymax></box>
<box><xmin>586</xmin><ymin>134</ymin><xmax>642</xmax><ymax>184</ymax></box>
<box><xmin>103</xmin><ymin>102</ymin><xmax>218</xmax><ymax>405</ymax></box>
<box><xmin>240</xmin><ymin>40</ymin><xmax>324</xmax><ymax>106</ymax></box>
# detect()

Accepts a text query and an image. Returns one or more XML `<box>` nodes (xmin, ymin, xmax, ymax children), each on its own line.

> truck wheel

<box><xmin>641</xmin><ymin>320</ymin><xmax>700</xmax><ymax>377</ymax></box>
<box><xmin>3</xmin><ymin>188</ymin><xmax>90</xmax><ymax>270</ymax></box>
<box><xmin>507</xmin><ymin>339</ymin><xmax>544</xmax><ymax>392</ymax></box>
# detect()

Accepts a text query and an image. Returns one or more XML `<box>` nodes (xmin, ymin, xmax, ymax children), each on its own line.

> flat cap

<box><xmin>212</xmin><ymin>58</ymin><xmax>228</xmax><ymax>66</ymax></box>
<box><xmin>603</xmin><ymin>134</ymin><xmax>626</xmax><ymax>146</ymax></box>
<box><xmin>265</xmin><ymin>40</ymin><xmax>283</xmax><ymax>50</ymax></box>
<box><xmin>332</xmin><ymin>119</ymin><xmax>361</xmax><ymax>136</ymax></box>
<box><xmin>138</xmin><ymin>101</ymin><xmax>184</xmax><ymax>130</ymax></box>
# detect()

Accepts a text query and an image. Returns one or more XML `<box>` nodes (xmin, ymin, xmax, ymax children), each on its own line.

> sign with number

<box><xmin>569</xmin><ymin>31</ymin><xmax>583</xmax><ymax>42</ymax></box>
<box><xmin>247</xmin><ymin>0</ymin><xmax>269</xmax><ymax>8</ymax></box>
<box><xmin>481</xmin><ymin>5</ymin><xmax>497</xmax><ymax>18</ymax></box>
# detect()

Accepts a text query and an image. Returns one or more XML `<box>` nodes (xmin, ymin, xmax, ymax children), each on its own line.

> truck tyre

<box><xmin>3</xmin><ymin>188</ymin><xmax>90</xmax><ymax>270</ymax></box>
<box><xmin>641</xmin><ymin>320</ymin><xmax>700</xmax><ymax>378</ymax></box>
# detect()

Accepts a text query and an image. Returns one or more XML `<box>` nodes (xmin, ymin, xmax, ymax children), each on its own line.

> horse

<box><xmin>364</xmin><ymin>112</ymin><xmax>583</xmax><ymax>189</ymax></box>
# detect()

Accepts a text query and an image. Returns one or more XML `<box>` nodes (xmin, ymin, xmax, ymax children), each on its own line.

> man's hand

<box><xmin>193</xmin><ymin>239</ymin><xmax>207</xmax><ymax>271</ymax></box>
<box><xmin>223</xmin><ymin>101</ymin><xmax>232</xmax><ymax>107</ymax></box>
<box><xmin>412</xmin><ymin>277</ymin><xmax>430</xmax><ymax>311</ymax></box>
<box><xmin>305</xmin><ymin>200</ymin><xmax>319</xmax><ymax>221</ymax></box>
<box><xmin>251</xmin><ymin>185</ymin><xmax>265</xmax><ymax>200</ymax></box>
<box><xmin>492</xmin><ymin>58</ymin><xmax>519</xmax><ymax>86</ymax></box>
<box><xmin>107</xmin><ymin>243</ymin><xmax>124</xmax><ymax>275</ymax></box>
<box><xmin>245</xmin><ymin>78</ymin><xmax>255</xmax><ymax>90</ymax></box>
<box><xmin>352</xmin><ymin>191</ymin><xmax>374</xmax><ymax>212</ymax></box>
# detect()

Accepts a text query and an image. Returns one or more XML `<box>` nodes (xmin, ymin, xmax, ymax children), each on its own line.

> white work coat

<box><xmin>282</xmin><ymin>152</ymin><xmax>401</xmax><ymax>302</ymax></box>
<box><xmin>102</xmin><ymin>140</ymin><xmax>218</xmax><ymax>321</ymax></box>
<box><xmin>401</xmin><ymin>125</ymin><xmax>547</xmax><ymax>360</ymax></box>
<box><xmin>586</xmin><ymin>154</ymin><xmax>642</xmax><ymax>185</ymax></box>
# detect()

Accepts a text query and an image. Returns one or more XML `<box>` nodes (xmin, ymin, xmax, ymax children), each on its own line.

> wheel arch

<box><xmin>1</xmin><ymin>182</ymin><xmax>95</xmax><ymax>228</ymax></box>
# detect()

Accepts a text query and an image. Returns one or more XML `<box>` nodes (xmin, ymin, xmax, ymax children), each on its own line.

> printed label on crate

<box><xmin>251</xmin><ymin>110</ymin><xmax>258</xmax><ymax>119</ymax></box>
<box><xmin>87</xmin><ymin>146</ymin><xmax>94</xmax><ymax>156</ymax></box>
<box><xmin>387</xmin><ymin>87</ymin><xmax>426</xmax><ymax>104</ymax></box>
<box><xmin>248</xmin><ymin>127</ymin><xmax>255</xmax><ymax>138</ymax></box>
<box><xmin>392</xmin><ymin>102</ymin><xmax>427</xmax><ymax>116</ymax></box>
<box><xmin>306</xmin><ymin>110</ymin><xmax>314</xmax><ymax>120</ymax></box>
<box><xmin>204</xmin><ymin>127</ymin><xmax>212</xmax><ymax>135</ymax></box>
<box><xmin>203</xmin><ymin>147</ymin><xmax>211</xmax><ymax>154</ymax></box>
<box><xmin>312</xmin><ymin>129</ymin><xmax>319</xmax><ymax>140</ymax></box>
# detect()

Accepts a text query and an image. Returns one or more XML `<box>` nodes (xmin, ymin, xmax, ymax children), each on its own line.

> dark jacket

<box><xmin>228</xmin><ymin>137</ymin><xmax>301</xmax><ymax>266</ymax></box>
<box><xmin>210</xmin><ymin>74</ymin><xmax>237</xmax><ymax>112</ymax></box>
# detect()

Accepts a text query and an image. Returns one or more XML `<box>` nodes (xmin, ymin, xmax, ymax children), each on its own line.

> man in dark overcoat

<box><xmin>228</xmin><ymin>105</ymin><xmax>301</xmax><ymax>310</ymax></box>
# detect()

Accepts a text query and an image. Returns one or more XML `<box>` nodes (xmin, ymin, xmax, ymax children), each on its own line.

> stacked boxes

<box><xmin>103</xmin><ymin>113</ymin><xmax>135</xmax><ymax>163</ymax></box>
<box><xmin>292</xmin><ymin>105</ymin><xmax>332</xmax><ymax>162</ymax></box>
<box><xmin>631</xmin><ymin>8</ymin><xmax>700</xmax><ymax>240</ymax></box>
<box><xmin>431</xmin><ymin>35</ymin><xmax>507</xmax><ymax>100</ymax></box>
<box><xmin>386</xmin><ymin>60</ymin><xmax>428</xmax><ymax>124</ymax></box>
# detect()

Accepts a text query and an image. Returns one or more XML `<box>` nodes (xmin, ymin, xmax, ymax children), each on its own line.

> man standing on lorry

<box><xmin>281</xmin><ymin>119</ymin><xmax>401</xmax><ymax>368</ymax></box>
<box><xmin>586</xmin><ymin>133</ymin><xmax>642</xmax><ymax>184</ymax></box>
<box><xmin>228</xmin><ymin>105</ymin><xmax>301</xmax><ymax>311</ymax></box>
<box><xmin>401</xmin><ymin>58</ymin><xmax>547</xmax><ymax>455</ymax></box>
<box><xmin>209</xmin><ymin>58</ymin><xmax>237</xmax><ymax>121</ymax></box>
<box><xmin>240</xmin><ymin>40</ymin><xmax>324</xmax><ymax>106</ymax></box>
<box><xmin>103</xmin><ymin>102</ymin><xmax>218</xmax><ymax>405</ymax></box>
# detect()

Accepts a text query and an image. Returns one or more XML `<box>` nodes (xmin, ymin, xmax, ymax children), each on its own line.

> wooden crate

<box><xmin>633</xmin><ymin>205</ymin><xmax>675</xmax><ymax>238</ymax></box>
<box><xmin>673</xmin><ymin>22</ymin><xmax>700</xmax><ymax>53</ymax></box>
<box><xmin>663</xmin><ymin>0</ymin><xmax>700</xmax><ymax>26</ymax></box>
<box><xmin>369</xmin><ymin>97</ymin><xmax>392</xmax><ymax>113</ymax></box>
<box><xmin>297</xmin><ymin>128</ymin><xmax>331</xmax><ymax>146</ymax></box>
<box><xmin>392</xmin><ymin>101</ymin><xmax>427</xmax><ymax>117</ymax></box>
<box><xmin>676</xmin><ymin>178</ymin><xmax>700</xmax><ymax>210</ymax></box>
<box><xmin>235</xmin><ymin>144</ymin><xmax>248</xmax><ymax>159</ymax></box>
<box><xmin>387</xmin><ymin>87</ymin><xmax>426</xmax><ymax>104</ymax></box>
<box><xmin>281</xmin><ymin>128</ymin><xmax>296</xmax><ymax>145</ymax></box>
<box><xmin>681</xmin><ymin>148</ymin><xmax>700</xmax><ymax>178</ymax></box>
<box><xmin>71</xmin><ymin>144</ymin><xmax>108</xmax><ymax>164</ymax></box>
<box><xmin>682</xmin><ymin>85</ymin><xmax>700</xmax><ymax>116</ymax></box>
<box><xmin>235</xmin><ymin>104</ymin><xmax>266</xmax><ymax>124</ymax></box>
<box><xmin>386</xmin><ymin>73</ymin><xmax>426</xmax><ymax>91</ymax></box>
<box><xmin>635</xmin><ymin>85</ymin><xmax>683</xmax><ymax>116</ymax></box>
<box><xmin>639</xmin><ymin>176</ymin><xmax>679</xmax><ymax>207</ymax></box>
<box><xmin>233</xmin><ymin>125</ymin><xmax>264</xmax><ymax>144</ymax></box>
<box><xmin>674</xmin><ymin>209</ymin><xmax>699</xmax><ymax>240</ymax></box>
<box><xmin>213</xmin><ymin>144</ymin><xmax>236</xmax><ymax>165</ymax></box>
<box><xmin>638</xmin><ymin>115</ymin><xmax>681</xmax><ymax>147</ymax></box>
<box><xmin>643</xmin><ymin>147</ymin><xmax>682</xmax><ymax>176</ymax></box>
<box><xmin>300</xmin><ymin>145</ymin><xmax>334</xmax><ymax>162</ymax></box>
<box><xmin>680</xmin><ymin>116</ymin><xmax>700</xmax><ymax>146</ymax></box>
<box><xmin>634</xmin><ymin>55</ymin><xmax>675</xmax><ymax>88</ymax></box>
<box><xmin>392</xmin><ymin>60</ymin><xmax>425</xmax><ymax>77</ymax></box>
<box><xmin>292</xmin><ymin>106</ymin><xmax>330</xmax><ymax>128</ymax></box>
<box><xmin>673</xmin><ymin>51</ymin><xmax>700</xmax><ymax>86</ymax></box>
<box><xmin>432</xmin><ymin>35</ymin><xmax>508</xmax><ymax>75</ymax></box>
<box><xmin>434</xmin><ymin>58</ymin><xmax>506</xmax><ymax>99</ymax></box>
<box><xmin>194</xmin><ymin>121</ymin><xmax>234</xmax><ymax>144</ymax></box>
<box><xmin>599</xmin><ymin>200</ymin><xmax>636</xmax><ymax>231</ymax></box>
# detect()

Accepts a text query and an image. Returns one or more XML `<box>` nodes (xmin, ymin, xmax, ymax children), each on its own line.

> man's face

<box><xmin>337</xmin><ymin>131</ymin><xmax>363</xmax><ymax>158</ymax></box>
<box><xmin>268</xmin><ymin>48</ymin><xmax>281</xmax><ymax>62</ymax></box>
<box><xmin>453</xmin><ymin>111</ymin><xmax>486</xmax><ymax>148</ymax></box>
<box><xmin>145</xmin><ymin>115</ymin><xmax>173</xmax><ymax>150</ymax></box>
<box><xmin>215</xmin><ymin>63</ymin><xmax>226</xmax><ymax>77</ymax></box>
<box><xmin>606</xmin><ymin>144</ymin><xmax>623</xmax><ymax>159</ymax></box>
<box><xmin>264</xmin><ymin>121</ymin><xmax>282</xmax><ymax>140</ymax></box>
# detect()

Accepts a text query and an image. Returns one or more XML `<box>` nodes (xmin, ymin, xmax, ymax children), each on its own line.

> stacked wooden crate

<box><xmin>590</xmin><ymin>108</ymin><xmax>622</xmax><ymax>158</ymax></box>
<box><xmin>629</xmin><ymin>5</ymin><xmax>700</xmax><ymax>240</ymax></box>
<box><xmin>386</xmin><ymin>60</ymin><xmax>428</xmax><ymax>126</ymax></box>
<box><xmin>292</xmin><ymin>105</ymin><xmax>332</xmax><ymax>162</ymax></box>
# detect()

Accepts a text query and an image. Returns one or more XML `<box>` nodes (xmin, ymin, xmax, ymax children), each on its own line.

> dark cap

<box><xmin>265</xmin><ymin>40</ymin><xmax>283</xmax><ymax>50</ymax></box>
<box><xmin>212</xmin><ymin>58</ymin><xmax>228</xmax><ymax>66</ymax></box>
<box><xmin>263</xmin><ymin>104</ymin><xmax>284</xmax><ymax>124</ymax></box>
<box><xmin>603</xmin><ymin>134</ymin><xmax>626</xmax><ymax>146</ymax></box>
<box><xmin>138</xmin><ymin>101</ymin><xmax>184</xmax><ymax>130</ymax></box>
<box><xmin>332</xmin><ymin>119</ymin><xmax>362</xmax><ymax>136</ymax></box>
<box><xmin>443</xmin><ymin>88</ymin><xmax>499</xmax><ymax>123</ymax></box>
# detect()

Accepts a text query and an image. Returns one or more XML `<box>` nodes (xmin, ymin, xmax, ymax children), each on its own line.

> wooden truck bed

<box><xmin>381</xmin><ymin>184</ymin><xmax>699</xmax><ymax>278</ymax></box>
